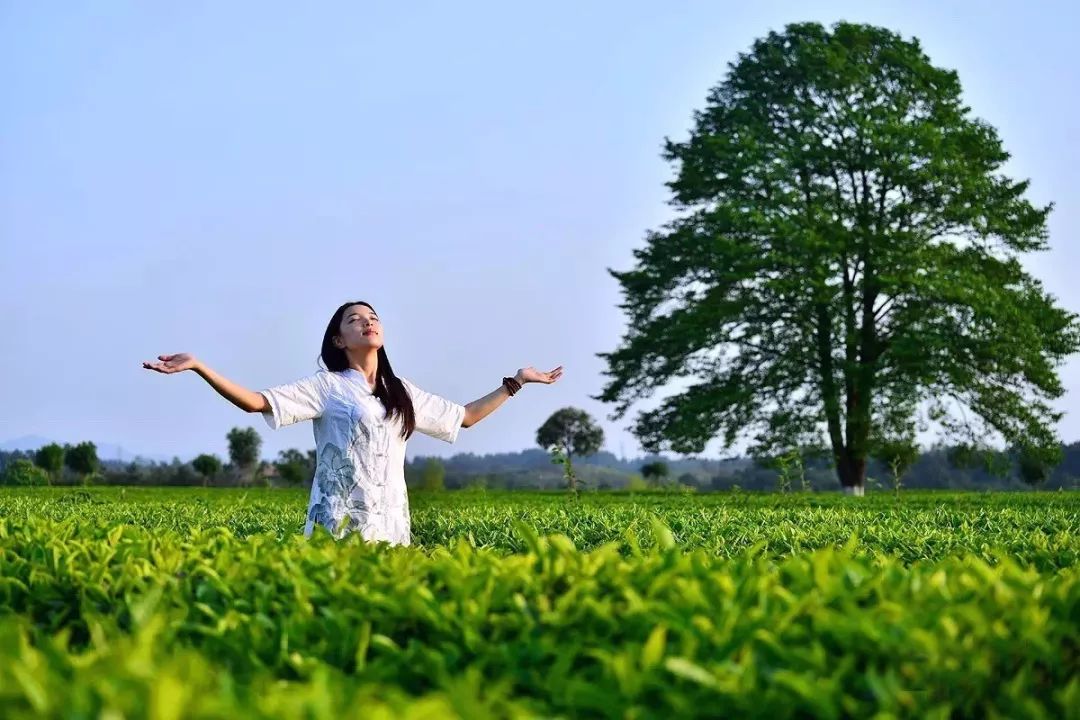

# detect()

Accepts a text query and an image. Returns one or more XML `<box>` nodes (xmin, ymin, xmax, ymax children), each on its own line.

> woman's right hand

<box><xmin>142</xmin><ymin>355</ymin><xmax>265</xmax><ymax>413</ymax></box>
<box><xmin>143</xmin><ymin>353</ymin><xmax>200</xmax><ymax>374</ymax></box>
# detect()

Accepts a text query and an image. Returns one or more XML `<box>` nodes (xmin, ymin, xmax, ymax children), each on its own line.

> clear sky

<box><xmin>2</xmin><ymin>1</ymin><xmax>1077</xmax><ymax>463</ymax></box>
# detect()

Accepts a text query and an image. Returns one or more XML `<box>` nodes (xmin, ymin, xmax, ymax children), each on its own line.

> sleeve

<box><xmin>400</xmin><ymin>377</ymin><xmax>466</xmax><ymax>444</ymax></box>
<box><xmin>259</xmin><ymin>372</ymin><xmax>331</xmax><ymax>430</ymax></box>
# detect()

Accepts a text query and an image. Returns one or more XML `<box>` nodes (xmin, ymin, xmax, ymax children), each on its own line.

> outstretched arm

<box><xmin>462</xmin><ymin>366</ymin><xmax>563</xmax><ymax>428</ymax></box>
<box><xmin>142</xmin><ymin>353</ymin><xmax>269</xmax><ymax>414</ymax></box>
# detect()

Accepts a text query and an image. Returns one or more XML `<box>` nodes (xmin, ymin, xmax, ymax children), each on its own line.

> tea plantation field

<box><xmin>1</xmin><ymin>488</ymin><xmax>1077</xmax><ymax>718</ymax></box>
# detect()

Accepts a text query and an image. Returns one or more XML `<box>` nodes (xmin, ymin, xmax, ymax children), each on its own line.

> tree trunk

<box><xmin>837</xmin><ymin>451</ymin><xmax>867</xmax><ymax>495</ymax></box>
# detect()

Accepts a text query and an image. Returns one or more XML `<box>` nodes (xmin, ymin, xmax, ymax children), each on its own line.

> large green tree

<box><xmin>597</xmin><ymin>22</ymin><xmax>1079</xmax><ymax>493</ymax></box>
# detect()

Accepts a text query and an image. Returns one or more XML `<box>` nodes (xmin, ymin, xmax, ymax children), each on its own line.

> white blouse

<box><xmin>259</xmin><ymin>368</ymin><xmax>465</xmax><ymax>544</ymax></box>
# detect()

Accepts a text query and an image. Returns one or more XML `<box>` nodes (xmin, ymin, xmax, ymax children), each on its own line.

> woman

<box><xmin>143</xmin><ymin>300</ymin><xmax>563</xmax><ymax>544</ymax></box>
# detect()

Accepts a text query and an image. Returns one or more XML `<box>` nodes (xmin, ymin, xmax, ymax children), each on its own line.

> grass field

<box><xmin>1</xmin><ymin>487</ymin><xmax>1077</xmax><ymax>718</ymax></box>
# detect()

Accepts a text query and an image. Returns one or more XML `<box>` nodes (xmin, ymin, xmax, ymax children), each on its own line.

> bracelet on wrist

<box><xmin>502</xmin><ymin>376</ymin><xmax>522</xmax><ymax>396</ymax></box>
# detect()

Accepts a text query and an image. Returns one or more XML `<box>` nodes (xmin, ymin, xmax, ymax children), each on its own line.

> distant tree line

<box><xmin>4</xmin><ymin>406</ymin><xmax>1077</xmax><ymax>490</ymax></box>
<box><xmin>0</xmin><ymin>427</ymin><xmax>314</xmax><ymax>488</ymax></box>
<box><xmin>0</xmin><ymin>441</ymin><xmax>103</xmax><ymax>486</ymax></box>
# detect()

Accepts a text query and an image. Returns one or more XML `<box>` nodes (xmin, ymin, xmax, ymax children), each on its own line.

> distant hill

<box><xmin>0</xmin><ymin>435</ymin><xmax>54</xmax><ymax>453</ymax></box>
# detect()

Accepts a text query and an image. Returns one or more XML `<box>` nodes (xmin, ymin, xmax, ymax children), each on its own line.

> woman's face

<box><xmin>335</xmin><ymin>304</ymin><xmax>383</xmax><ymax>352</ymax></box>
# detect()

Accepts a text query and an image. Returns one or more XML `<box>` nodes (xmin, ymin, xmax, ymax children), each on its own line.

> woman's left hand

<box><xmin>516</xmin><ymin>366</ymin><xmax>563</xmax><ymax>385</ymax></box>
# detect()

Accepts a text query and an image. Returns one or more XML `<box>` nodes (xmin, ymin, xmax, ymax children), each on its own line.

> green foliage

<box><xmin>0</xmin><ymin>488</ymin><xmax>1077</xmax><ymax>719</ymax></box>
<box><xmin>464</xmin><ymin>475</ymin><xmax>489</xmax><ymax>492</ymax></box>
<box><xmin>1017</xmin><ymin>443</ymin><xmax>1056</xmax><ymax>486</ymax></box>
<box><xmin>191</xmin><ymin>454</ymin><xmax>223</xmax><ymax>484</ymax></box>
<box><xmin>63</xmin><ymin>441</ymin><xmax>99</xmax><ymax>478</ymax></box>
<box><xmin>1</xmin><ymin>460</ymin><xmax>49</xmax><ymax>486</ymax></box>
<box><xmin>759</xmin><ymin>449</ymin><xmax>809</xmax><ymax>493</ymax></box>
<box><xmin>226</xmin><ymin>427</ymin><xmax>261</xmax><ymax>470</ymax></box>
<box><xmin>273</xmin><ymin>449</ymin><xmax>311</xmax><ymax>486</ymax></box>
<box><xmin>596</xmin><ymin>21</ymin><xmax>1080</xmax><ymax>494</ymax></box>
<box><xmin>536</xmin><ymin>408</ymin><xmax>604</xmax><ymax>461</ymax></box>
<box><xmin>539</xmin><ymin>408</ymin><xmax>603</xmax><ymax>495</ymax></box>
<box><xmin>640</xmin><ymin>461</ymin><xmax>670</xmax><ymax>485</ymax></box>
<box><xmin>946</xmin><ymin>442</ymin><xmax>1011</xmax><ymax>477</ymax></box>
<box><xmin>872</xmin><ymin>437</ymin><xmax>920</xmax><ymax>494</ymax></box>
<box><xmin>677</xmin><ymin>472</ymin><xmax>698</xmax><ymax>488</ymax></box>
<box><xmin>1</xmin><ymin>487</ymin><xmax>1076</xmax><ymax>567</ymax></box>
<box><xmin>33</xmin><ymin>443</ymin><xmax>64</xmax><ymax>479</ymax></box>
<box><xmin>420</xmin><ymin>458</ymin><xmax>446</xmax><ymax>491</ymax></box>
<box><xmin>548</xmin><ymin>444</ymin><xmax>580</xmax><ymax>494</ymax></box>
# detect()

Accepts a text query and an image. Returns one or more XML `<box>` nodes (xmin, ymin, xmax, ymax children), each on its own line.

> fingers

<box><xmin>144</xmin><ymin>354</ymin><xmax>183</xmax><ymax>374</ymax></box>
<box><xmin>142</xmin><ymin>361</ymin><xmax>171</xmax><ymax>374</ymax></box>
<box><xmin>527</xmin><ymin>366</ymin><xmax>563</xmax><ymax>384</ymax></box>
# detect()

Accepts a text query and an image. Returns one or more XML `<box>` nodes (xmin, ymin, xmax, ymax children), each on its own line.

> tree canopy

<box><xmin>597</xmin><ymin>22</ymin><xmax>1079</xmax><ymax>490</ymax></box>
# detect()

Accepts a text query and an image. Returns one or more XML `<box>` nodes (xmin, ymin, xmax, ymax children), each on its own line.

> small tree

<box><xmin>537</xmin><ymin>408</ymin><xmax>604</xmax><ymax>494</ymax></box>
<box><xmin>420</xmin><ymin>458</ymin><xmax>446</xmax><ymax>491</ymax></box>
<box><xmin>548</xmin><ymin>444</ymin><xmax>579</xmax><ymax>495</ymax></box>
<box><xmin>64</xmin><ymin>442</ymin><xmax>99</xmax><ymax>484</ymax></box>
<box><xmin>273</xmin><ymin>449</ymin><xmax>312</xmax><ymax>486</ymax></box>
<box><xmin>873</xmin><ymin>438</ymin><xmax>920</xmax><ymax>496</ymax></box>
<box><xmin>192</xmin><ymin>453</ymin><xmax>223</xmax><ymax>486</ymax></box>
<box><xmin>641</xmin><ymin>461</ymin><xmax>670</xmax><ymax>487</ymax></box>
<box><xmin>34</xmin><ymin>443</ymin><xmax>64</xmax><ymax>483</ymax></box>
<box><xmin>226</xmin><ymin>427</ymin><xmax>262</xmax><ymax>481</ymax></box>
<box><xmin>2</xmin><ymin>459</ymin><xmax>49</xmax><ymax>486</ymax></box>
<box><xmin>756</xmin><ymin>448</ymin><xmax>809</xmax><ymax>493</ymax></box>
<box><xmin>778</xmin><ymin>450</ymin><xmax>803</xmax><ymax>493</ymax></box>
<box><xmin>465</xmin><ymin>474</ymin><xmax>488</xmax><ymax>491</ymax></box>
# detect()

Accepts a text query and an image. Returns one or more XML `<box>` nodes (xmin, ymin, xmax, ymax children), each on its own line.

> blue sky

<box><xmin>2</xmin><ymin>1</ymin><xmax>1077</xmax><ymax>462</ymax></box>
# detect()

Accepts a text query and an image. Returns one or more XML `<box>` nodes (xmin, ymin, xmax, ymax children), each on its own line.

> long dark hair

<box><xmin>319</xmin><ymin>301</ymin><xmax>416</xmax><ymax>440</ymax></box>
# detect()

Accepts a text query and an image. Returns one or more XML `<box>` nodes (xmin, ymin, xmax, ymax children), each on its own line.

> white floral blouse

<box><xmin>259</xmin><ymin>368</ymin><xmax>465</xmax><ymax>544</ymax></box>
